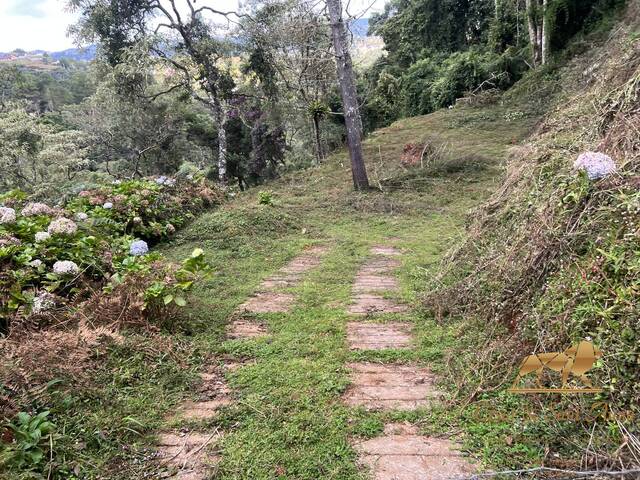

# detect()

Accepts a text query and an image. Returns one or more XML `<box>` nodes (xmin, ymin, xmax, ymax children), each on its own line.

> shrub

<box><xmin>0</xmin><ymin>176</ymin><xmax>222</xmax><ymax>333</ymax></box>
<box><xmin>68</xmin><ymin>176</ymin><xmax>223</xmax><ymax>243</ymax></box>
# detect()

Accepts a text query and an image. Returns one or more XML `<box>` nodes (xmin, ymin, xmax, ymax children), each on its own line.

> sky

<box><xmin>0</xmin><ymin>0</ymin><xmax>79</xmax><ymax>51</ymax></box>
<box><xmin>0</xmin><ymin>0</ymin><xmax>386</xmax><ymax>52</ymax></box>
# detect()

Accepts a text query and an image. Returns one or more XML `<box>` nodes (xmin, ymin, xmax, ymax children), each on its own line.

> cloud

<box><xmin>6</xmin><ymin>0</ymin><xmax>48</xmax><ymax>18</ymax></box>
<box><xmin>0</xmin><ymin>0</ymin><xmax>79</xmax><ymax>51</ymax></box>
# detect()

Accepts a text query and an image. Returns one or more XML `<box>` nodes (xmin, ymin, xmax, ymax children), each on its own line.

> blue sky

<box><xmin>0</xmin><ymin>0</ymin><xmax>385</xmax><ymax>52</ymax></box>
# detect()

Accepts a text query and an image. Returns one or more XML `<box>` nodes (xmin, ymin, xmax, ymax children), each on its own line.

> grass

<box><xmin>13</xmin><ymin>98</ymin><xmax>547</xmax><ymax>478</ymax></box>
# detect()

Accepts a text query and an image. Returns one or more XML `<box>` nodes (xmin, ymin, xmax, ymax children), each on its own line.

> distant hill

<box><xmin>0</xmin><ymin>45</ymin><xmax>96</xmax><ymax>64</ymax></box>
<box><xmin>50</xmin><ymin>45</ymin><xmax>97</xmax><ymax>62</ymax></box>
<box><xmin>0</xmin><ymin>19</ymin><xmax>371</xmax><ymax>64</ymax></box>
<box><xmin>349</xmin><ymin>18</ymin><xmax>370</xmax><ymax>37</ymax></box>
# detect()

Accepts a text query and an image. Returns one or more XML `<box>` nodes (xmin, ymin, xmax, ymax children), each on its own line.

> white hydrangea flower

<box><xmin>53</xmin><ymin>260</ymin><xmax>80</xmax><ymax>275</ymax></box>
<box><xmin>30</xmin><ymin>259</ymin><xmax>43</xmax><ymax>268</ymax></box>
<box><xmin>35</xmin><ymin>231</ymin><xmax>51</xmax><ymax>242</ymax></box>
<box><xmin>48</xmin><ymin>218</ymin><xmax>78</xmax><ymax>236</ymax></box>
<box><xmin>0</xmin><ymin>206</ymin><xmax>16</xmax><ymax>224</ymax></box>
<box><xmin>573</xmin><ymin>152</ymin><xmax>617</xmax><ymax>180</ymax></box>
<box><xmin>32</xmin><ymin>291</ymin><xmax>56</xmax><ymax>314</ymax></box>
<box><xmin>75</xmin><ymin>212</ymin><xmax>89</xmax><ymax>221</ymax></box>
<box><xmin>22</xmin><ymin>202</ymin><xmax>53</xmax><ymax>217</ymax></box>
<box><xmin>103</xmin><ymin>202</ymin><xmax>113</xmax><ymax>209</ymax></box>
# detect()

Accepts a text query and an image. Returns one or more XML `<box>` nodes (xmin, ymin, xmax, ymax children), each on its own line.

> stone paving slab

<box><xmin>227</xmin><ymin>320</ymin><xmax>268</xmax><ymax>339</ymax></box>
<box><xmin>260</xmin><ymin>274</ymin><xmax>299</xmax><ymax>289</ymax></box>
<box><xmin>348</xmin><ymin>295</ymin><xmax>408</xmax><ymax>315</ymax></box>
<box><xmin>157</xmin><ymin>431</ymin><xmax>221</xmax><ymax>479</ymax></box>
<box><xmin>353</xmin><ymin>275</ymin><xmax>399</xmax><ymax>292</ymax></box>
<box><xmin>359</xmin><ymin>258</ymin><xmax>401</xmax><ymax>275</ymax></box>
<box><xmin>238</xmin><ymin>246</ymin><xmax>327</xmax><ymax>313</ymax></box>
<box><xmin>354</xmin><ymin>423</ymin><xmax>476</xmax><ymax>480</ymax></box>
<box><xmin>370</xmin><ymin>246</ymin><xmax>402</xmax><ymax>256</ymax></box>
<box><xmin>180</xmin><ymin>399</ymin><xmax>233</xmax><ymax>420</ymax></box>
<box><xmin>238</xmin><ymin>292</ymin><xmax>295</xmax><ymax>313</ymax></box>
<box><xmin>343</xmin><ymin>363</ymin><xmax>440</xmax><ymax>411</ymax></box>
<box><xmin>256</xmin><ymin>245</ymin><xmax>328</xmax><ymax>289</ymax></box>
<box><xmin>347</xmin><ymin>322</ymin><xmax>412</xmax><ymax>350</ymax></box>
<box><xmin>176</xmin><ymin>369</ymin><xmax>234</xmax><ymax>421</ymax></box>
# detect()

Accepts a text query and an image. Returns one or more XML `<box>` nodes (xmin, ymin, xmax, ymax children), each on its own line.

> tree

<box><xmin>370</xmin><ymin>0</ymin><xmax>494</xmax><ymax>67</ymax></box>
<box><xmin>64</xmin><ymin>80</ymin><xmax>183</xmax><ymax>178</ymax></box>
<box><xmin>525</xmin><ymin>0</ymin><xmax>545</xmax><ymax>66</ymax></box>
<box><xmin>326</xmin><ymin>0</ymin><xmax>370</xmax><ymax>189</ymax></box>
<box><xmin>242</xmin><ymin>0</ymin><xmax>337</xmax><ymax>165</ymax></box>
<box><xmin>68</xmin><ymin>0</ymin><xmax>243</xmax><ymax>184</ymax></box>
<box><xmin>0</xmin><ymin>107</ymin><xmax>88</xmax><ymax>193</ymax></box>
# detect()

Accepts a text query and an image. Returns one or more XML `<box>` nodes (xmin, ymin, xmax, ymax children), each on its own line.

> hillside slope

<box><xmin>428</xmin><ymin>0</ymin><xmax>640</xmax><ymax>467</ymax></box>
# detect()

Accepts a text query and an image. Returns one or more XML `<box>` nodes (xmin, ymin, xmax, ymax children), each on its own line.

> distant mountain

<box><xmin>0</xmin><ymin>20</ymin><xmax>372</xmax><ymax>63</ymax></box>
<box><xmin>349</xmin><ymin>18</ymin><xmax>371</xmax><ymax>37</ymax></box>
<box><xmin>0</xmin><ymin>45</ymin><xmax>96</xmax><ymax>63</ymax></box>
<box><xmin>50</xmin><ymin>45</ymin><xmax>97</xmax><ymax>62</ymax></box>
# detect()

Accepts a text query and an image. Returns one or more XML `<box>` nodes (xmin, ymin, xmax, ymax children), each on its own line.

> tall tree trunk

<box><xmin>516</xmin><ymin>0</ymin><xmax>520</xmax><ymax>46</ymax></box>
<box><xmin>326</xmin><ymin>0</ymin><xmax>370</xmax><ymax>190</ymax></box>
<box><xmin>211</xmin><ymin>95</ymin><xmax>227</xmax><ymax>185</ymax></box>
<box><xmin>541</xmin><ymin>0</ymin><xmax>550</xmax><ymax>65</ymax></box>
<box><xmin>525</xmin><ymin>0</ymin><xmax>541</xmax><ymax>67</ymax></box>
<box><xmin>312</xmin><ymin>114</ymin><xmax>324</xmax><ymax>164</ymax></box>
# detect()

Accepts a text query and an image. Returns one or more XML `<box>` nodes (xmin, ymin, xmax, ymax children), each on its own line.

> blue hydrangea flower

<box><xmin>155</xmin><ymin>176</ymin><xmax>175</xmax><ymax>186</ymax></box>
<box><xmin>129</xmin><ymin>239</ymin><xmax>149</xmax><ymax>256</ymax></box>
<box><xmin>573</xmin><ymin>152</ymin><xmax>617</xmax><ymax>180</ymax></box>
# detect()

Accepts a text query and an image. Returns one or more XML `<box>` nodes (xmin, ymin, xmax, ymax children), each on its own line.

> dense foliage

<box><xmin>0</xmin><ymin>176</ymin><xmax>221</xmax><ymax>332</ymax></box>
<box><xmin>361</xmin><ymin>0</ymin><xmax>625</xmax><ymax>130</ymax></box>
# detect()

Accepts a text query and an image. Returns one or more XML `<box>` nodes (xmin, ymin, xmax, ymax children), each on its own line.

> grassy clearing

<box><xmin>20</xmin><ymin>98</ymin><xmax>543</xmax><ymax>478</ymax></box>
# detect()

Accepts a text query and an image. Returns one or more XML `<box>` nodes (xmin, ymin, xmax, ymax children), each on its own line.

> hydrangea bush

<box><xmin>0</xmin><ymin>176</ymin><xmax>221</xmax><ymax>330</ymax></box>
<box><xmin>129</xmin><ymin>239</ymin><xmax>149</xmax><ymax>256</ymax></box>
<box><xmin>69</xmin><ymin>176</ymin><xmax>222</xmax><ymax>242</ymax></box>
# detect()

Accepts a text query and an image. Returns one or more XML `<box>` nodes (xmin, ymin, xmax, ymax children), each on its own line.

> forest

<box><xmin>0</xmin><ymin>0</ymin><xmax>638</xmax><ymax>479</ymax></box>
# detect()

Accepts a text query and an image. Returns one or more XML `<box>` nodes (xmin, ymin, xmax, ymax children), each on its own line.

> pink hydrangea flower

<box><xmin>0</xmin><ymin>207</ymin><xmax>16</xmax><ymax>224</ymax></box>
<box><xmin>48</xmin><ymin>218</ymin><xmax>78</xmax><ymax>236</ymax></box>
<box><xmin>22</xmin><ymin>202</ymin><xmax>53</xmax><ymax>217</ymax></box>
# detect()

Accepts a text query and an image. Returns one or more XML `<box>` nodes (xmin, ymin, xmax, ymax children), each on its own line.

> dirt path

<box><xmin>344</xmin><ymin>245</ymin><xmax>476</xmax><ymax>479</ymax></box>
<box><xmin>155</xmin><ymin>243</ymin><xmax>477</xmax><ymax>479</ymax></box>
<box><xmin>155</xmin><ymin>245</ymin><xmax>330</xmax><ymax>478</ymax></box>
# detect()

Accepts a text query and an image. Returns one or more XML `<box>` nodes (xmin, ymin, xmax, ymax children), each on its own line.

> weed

<box><xmin>258</xmin><ymin>190</ymin><xmax>275</xmax><ymax>206</ymax></box>
<box><xmin>1</xmin><ymin>411</ymin><xmax>55</xmax><ymax>471</ymax></box>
